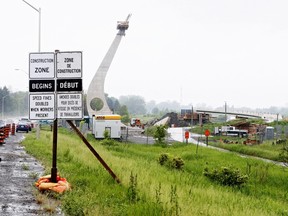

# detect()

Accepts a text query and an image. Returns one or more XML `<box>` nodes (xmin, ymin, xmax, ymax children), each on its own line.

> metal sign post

<box><xmin>204</xmin><ymin>129</ymin><xmax>210</xmax><ymax>146</ymax></box>
<box><xmin>28</xmin><ymin>50</ymin><xmax>120</xmax><ymax>184</ymax></box>
<box><xmin>51</xmin><ymin>119</ymin><xmax>58</xmax><ymax>182</ymax></box>
<box><xmin>28</xmin><ymin>50</ymin><xmax>83</xmax><ymax>182</ymax></box>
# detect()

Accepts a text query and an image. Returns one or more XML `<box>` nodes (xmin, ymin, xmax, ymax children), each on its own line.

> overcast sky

<box><xmin>2</xmin><ymin>0</ymin><xmax>288</xmax><ymax>109</ymax></box>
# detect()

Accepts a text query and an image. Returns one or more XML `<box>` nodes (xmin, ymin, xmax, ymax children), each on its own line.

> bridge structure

<box><xmin>196</xmin><ymin>110</ymin><xmax>261</xmax><ymax>119</ymax></box>
<box><xmin>86</xmin><ymin>14</ymin><xmax>131</xmax><ymax>117</ymax></box>
<box><xmin>196</xmin><ymin>109</ymin><xmax>280</xmax><ymax>122</ymax></box>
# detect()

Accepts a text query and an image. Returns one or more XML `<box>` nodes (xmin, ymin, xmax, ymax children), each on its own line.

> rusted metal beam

<box><xmin>66</xmin><ymin>120</ymin><xmax>121</xmax><ymax>184</ymax></box>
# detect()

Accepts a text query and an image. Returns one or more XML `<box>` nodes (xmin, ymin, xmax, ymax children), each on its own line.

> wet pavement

<box><xmin>0</xmin><ymin>132</ymin><xmax>45</xmax><ymax>216</ymax></box>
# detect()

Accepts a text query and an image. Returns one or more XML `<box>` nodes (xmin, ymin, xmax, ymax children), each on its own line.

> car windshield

<box><xmin>18</xmin><ymin>121</ymin><xmax>28</xmax><ymax>125</ymax></box>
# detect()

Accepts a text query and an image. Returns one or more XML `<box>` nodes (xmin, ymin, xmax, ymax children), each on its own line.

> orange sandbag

<box><xmin>50</xmin><ymin>185</ymin><xmax>67</xmax><ymax>193</ymax></box>
<box><xmin>38</xmin><ymin>182</ymin><xmax>59</xmax><ymax>191</ymax></box>
<box><xmin>35</xmin><ymin>174</ymin><xmax>71</xmax><ymax>193</ymax></box>
<box><xmin>35</xmin><ymin>178</ymin><xmax>49</xmax><ymax>187</ymax></box>
<box><xmin>38</xmin><ymin>174</ymin><xmax>51</xmax><ymax>181</ymax></box>
<box><xmin>58</xmin><ymin>180</ymin><xmax>69</xmax><ymax>186</ymax></box>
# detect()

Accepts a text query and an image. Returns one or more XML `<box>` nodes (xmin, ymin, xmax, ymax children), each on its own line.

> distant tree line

<box><xmin>2</xmin><ymin>85</ymin><xmax>288</xmax><ymax>121</ymax></box>
<box><xmin>0</xmin><ymin>86</ymin><xmax>28</xmax><ymax>119</ymax></box>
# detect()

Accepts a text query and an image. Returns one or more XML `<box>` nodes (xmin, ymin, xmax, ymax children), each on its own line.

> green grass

<box><xmin>209</xmin><ymin>139</ymin><xmax>286</xmax><ymax>162</ymax></box>
<box><xmin>22</xmin><ymin>128</ymin><xmax>288</xmax><ymax>216</ymax></box>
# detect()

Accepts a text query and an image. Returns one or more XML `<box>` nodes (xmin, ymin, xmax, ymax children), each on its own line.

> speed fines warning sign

<box><xmin>56</xmin><ymin>52</ymin><xmax>82</xmax><ymax>78</ymax></box>
<box><xmin>57</xmin><ymin>93</ymin><xmax>83</xmax><ymax>119</ymax></box>
<box><xmin>29</xmin><ymin>94</ymin><xmax>55</xmax><ymax>120</ymax></box>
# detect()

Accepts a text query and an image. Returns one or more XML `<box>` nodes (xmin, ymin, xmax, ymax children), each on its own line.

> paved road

<box><xmin>0</xmin><ymin>132</ymin><xmax>45</xmax><ymax>215</ymax></box>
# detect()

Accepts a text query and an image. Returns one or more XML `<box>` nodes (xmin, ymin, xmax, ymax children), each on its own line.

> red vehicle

<box><xmin>130</xmin><ymin>118</ymin><xmax>142</xmax><ymax>127</ymax></box>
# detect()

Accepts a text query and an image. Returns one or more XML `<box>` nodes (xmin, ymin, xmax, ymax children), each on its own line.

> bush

<box><xmin>170</xmin><ymin>157</ymin><xmax>185</xmax><ymax>170</ymax></box>
<box><xmin>100</xmin><ymin>138</ymin><xmax>118</xmax><ymax>146</ymax></box>
<box><xmin>100</xmin><ymin>130</ymin><xmax>119</xmax><ymax>146</ymax></box>
<box><xmin>203</xmin><ymin>166</ymin><xmax>248</xmax><ymax>187</ymax></box>
<box><xmin>153</xmin><ymin>125</ymin><xmax>167</xmax><ymax>144</ymax></box>
<box><xmin>279</xmin><ymin>146</ymin><xmax>288</xmax><ymax>166</ymax></box>
<box><xmin>158</xmin><ymin>153</ymin><xmax>169</xmax><ymax>165</ymax></box>
<box><xmin>158</xmin><ymin>153</ymin><xmax>184</xmax><ymax>170</ymax></box>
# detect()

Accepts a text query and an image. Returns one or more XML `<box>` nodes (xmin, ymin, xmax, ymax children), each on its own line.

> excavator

<box><xmin>130</xmin><ymin>118</ymin><xmax>142</xmax><ymax>127</ymax></box>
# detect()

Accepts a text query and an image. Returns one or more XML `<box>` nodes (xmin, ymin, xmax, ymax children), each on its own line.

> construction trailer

<box><xmin>92</xmin><ymin>115</ymin><xmax>123</xmax><ymax>140</ymax></box>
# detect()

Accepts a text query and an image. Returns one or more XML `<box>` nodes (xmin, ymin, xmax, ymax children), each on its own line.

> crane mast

<box><xmin>86</xmin><ymin>14</ymin><xmax>131</xmax><ymax>117</ymax></box>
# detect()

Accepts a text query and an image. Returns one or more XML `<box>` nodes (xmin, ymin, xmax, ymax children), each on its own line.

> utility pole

<box><xmin>2</xmin><ymin>95</ymin><xmax>8</xmax><ymax>120</ymax></box>
<box><xmin>23</xmin><ymin>0</ymin><xmax>41</xmax><ymax>52</ymax></box>
<box><xmin>191</xmin><ymin>105</ymin><xmax>193</xmax><ymax>128</ymax></box>
<box><xmin>224</xmin><ymin>101</ymin><xmax>227</xmax><ymax>122</ymax></box>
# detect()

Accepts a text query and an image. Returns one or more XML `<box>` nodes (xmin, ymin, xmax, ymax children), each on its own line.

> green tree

<box><xmin>9</xmin><ymin>91</ymin><xmax>28</xmax><ymax>118</ymax></box>
<box><xmin>106</xmin><ymin>95</ymin><xmax>121</xmax><ymax>114</ymax></box>
<box><xmin>0</xmin><ymin>87</ymin><xmax>11</xmax><ymax>118</ymax></box>
<box><xmin>153</xmin><ymin>125</ymin><xmax>167</xmax><ymax>144</ymax></box>
<box><xmin>152</xmin><ymin>107</ymin><xmax>160</xmax><ymax>115</ymax></box>
<box><xmin>118</xmin><ymin>105</ymin><xmax>129</xmax><ymax>124</ymax></box>
<box><xmin>119</xmin><ymin>95</ymin><xmax>146</xmax><ymax>115</ymax></box>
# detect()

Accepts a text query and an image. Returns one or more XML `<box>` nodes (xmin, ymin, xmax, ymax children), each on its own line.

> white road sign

<box><xmin>57</xmin><ymin>93</ymin><xmax>83</xmax><ymax>119</ymax></box>
<box><xmin>56</xmin><ymin>51</ymin><xmax>82</xmax><ymax>78</ymax></box>
<box><xmin>29</xmin><ymin>52</ymin><xmax>55</xmax><ymax>79</ymax></box>
<box><xmin>29</xmin><ymin>94</ymin><xmax>55</xmax><ymax>120</ymax></box>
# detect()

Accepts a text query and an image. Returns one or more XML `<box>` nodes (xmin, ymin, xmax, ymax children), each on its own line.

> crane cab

<box><xmin>117</xmin><ymin>21</ymin><xmax>129</xmax><ymax>30</ymax></box>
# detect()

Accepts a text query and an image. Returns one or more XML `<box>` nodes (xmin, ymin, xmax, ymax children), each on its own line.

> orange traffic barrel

<box><xmin>0</xmin><ymin>128</ymin><xmax>5</xmax><ymax>144</ymax></box>
<box><xmin>11</xmin><ymin>123</ymin><xmax>15</xmax><ymax>136</ymax></box>
<box><xmin>7</xmin><ymin>124</ymin><xmax>11</xmax><ymax>133</ymax></box>
<box><xmin>4</xmin><ymin>125</ymin><xmax>9</xmax><ymax>138</ymax></box>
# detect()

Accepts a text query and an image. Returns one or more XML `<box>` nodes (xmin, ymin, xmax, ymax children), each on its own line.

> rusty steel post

<box><xmin>66</xmin><ymin>120</ymin><xmax>121</xmax><ymax>184</ymax></box>
<box><xmin>51</xmin><ymin>119</ymin><xmax>58</xmax><ymax>183</ymax></box>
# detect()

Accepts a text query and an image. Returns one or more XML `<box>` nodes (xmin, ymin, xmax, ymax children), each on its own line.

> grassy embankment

<box><xmin>191</xmin><ymin>120</ymin><xmax>287</xmax><ymax>162</ymax></box>
<box><xmin>22</xmin><ymin>127</ymin><xmax>288</xmax><ymax>216</ymax></box>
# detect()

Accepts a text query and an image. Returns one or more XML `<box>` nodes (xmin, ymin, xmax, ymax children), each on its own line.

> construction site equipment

<box><xmin>216</xmin><ymin>126</ymin><xmax>248</xmax><ymax>137</ymax></box>
<box><xmin>117</xmin><ymin>14</ymin><xmax>131</xmax><ymax>33</ymax></box>
<box><xmin>92</xmin><ymin>115</ymin><xmax>123</xmax><ymax>140</ymax></box>
<box><xmin>130</xmin><ymin>118</ymin><xmax>142</xmax><ymax>127</ymax></box>
<box><xmin>180</xmin><ymin>109</ymin><xmax>210</xmax><ymax>125</ymax></box>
